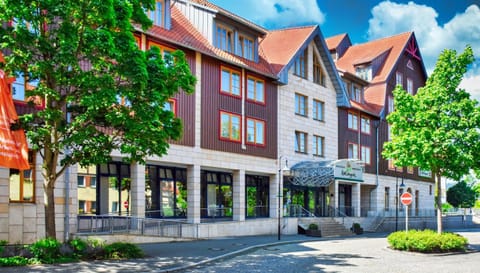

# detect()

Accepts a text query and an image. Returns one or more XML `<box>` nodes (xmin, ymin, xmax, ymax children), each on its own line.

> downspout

<box><xmin>64</xmin><ymin>111</ymin><xmax>71</xmax><ymax>242</ymax></box>
<box><xmin>241</xmin><ymin>68</ymin><xmax>246</xmax><ymax>150</ymax></box>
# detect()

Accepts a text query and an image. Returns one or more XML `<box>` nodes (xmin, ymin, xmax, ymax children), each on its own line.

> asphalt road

<box><xmin>185</xmin><ymin>230</ymin><xmax>480</xmax><ymax>273</ymax></box>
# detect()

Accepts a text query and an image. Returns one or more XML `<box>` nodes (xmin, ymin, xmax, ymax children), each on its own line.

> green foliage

<box><xmin>382</xmin><ymin>46</ymin><xmax>477</xmax><ymax>232</ymax></box>
<box><xmin>0</xmin><ymin>256</ymin><xmax>30</xmax><ymax>267</ymax></box>
<box><xmin>0</xmin><ymin>0</ymin><xmax>196</xmax><ymax>238</ymax></box>
<box><xmin>29</xmin><ymin>238</ymin><xmax>62</xmax><ymax>264</ymax></box>
<box><xmin>69</xmin><ymin>238</ymin><xmax>88</xmax><ymax>256</ymax></box>
<box><xmin>388</xmin><ymin>230</ymin><xmax>468</xmax><ymax>253</ymax></box>
<box><xmin>103</xmin><ymin>242</ymin><xmax>144</xmax><ymax>259</ymax></box>
<box><xmin>442</xmin><ymin>202</ymin><xmax>453</xmax><ymax>213</ymax></box>
<box><xmin>308</xmin><ymin>223</ymin><xmax>319</xmax><ymax>230</ymax></box>
<box><xmin>447</xmin><ymin>181</ymin><xmax>477</xmax><ymax>208</ymax></box>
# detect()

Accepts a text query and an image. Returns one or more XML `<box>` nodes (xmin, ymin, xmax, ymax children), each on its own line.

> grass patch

<box><xmin>388</xmin><ymin>229</ymin><xmax>468</xmax><ymax>253</ymax></box>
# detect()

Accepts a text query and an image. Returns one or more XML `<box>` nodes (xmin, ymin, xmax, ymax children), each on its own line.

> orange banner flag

<box><xmin>0</xmin><ymin>70</ymin><xmax>30</xmax><ymax>170</ymax></box>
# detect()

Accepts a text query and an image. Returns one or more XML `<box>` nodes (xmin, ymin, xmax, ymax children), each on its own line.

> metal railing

<box><xmin>77</xmin><ymin>215</ymin><xmax>199</xmax><ymax>238</ymax></box>
<box><xmin>284</xmin><ymin>204</ymin><xmax>315</xmax><ymax>217</ymax></box>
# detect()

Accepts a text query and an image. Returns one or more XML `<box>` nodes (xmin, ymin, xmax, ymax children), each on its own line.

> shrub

<box><xmin>388</xmin><ymin>229</ymin><xmax>468</xmax><ymax>253</ymax></box>
<box><xmin>0</xmin><ymin>256</ymin><xmax>30</xmax><ymax>267</ymax></box>
<box><xmin>308</xmin><ymin>223</ymin><xmax>319</xmax><ymax>230</ymax></box>
<box><xmin>29</xmin><ymin>238</ymin><xmax>62</xmax><ymax>263</ymax></box>
<box><xmin>103</xmin><ymin>242</ymin><xmax>144</xmax><ymax>259</ymax></box>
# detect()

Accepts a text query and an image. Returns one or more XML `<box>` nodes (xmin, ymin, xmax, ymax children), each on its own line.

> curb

<box><xmin>158</xmin><ymin>238</ymin><xmax>324</xmax><ymax>273</ymax></box>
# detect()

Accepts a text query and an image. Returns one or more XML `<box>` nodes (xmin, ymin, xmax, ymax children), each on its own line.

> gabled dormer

<box><xmin>146</xmin><ymin>0</ymin><xmax>172</xmax><ymax>30</ymax></box>
<box><xmin>213</xmin><ymin>14</ymin><xmax>265</xmax><ymax>62</ymax></box>
<box><xmin>353</xmin><ymin>48</ymin><xmax>391</xmax><ymax>82</ymax></box>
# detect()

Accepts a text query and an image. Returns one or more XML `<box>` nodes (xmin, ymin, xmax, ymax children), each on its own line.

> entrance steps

<box><xmin>298</xmin><ymin>218</ymin><xmax>353</xmax><ymax>237</ymax></box>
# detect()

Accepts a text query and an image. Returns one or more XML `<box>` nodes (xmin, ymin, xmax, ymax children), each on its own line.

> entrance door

<box><xmin>338</xmin><ymin>184</ymin><xmax>353</xmax><ymax>216</ymax></box>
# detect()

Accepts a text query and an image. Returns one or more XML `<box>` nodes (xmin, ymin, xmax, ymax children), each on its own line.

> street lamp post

<box><xmin>278</xmin><ymin>156</ymin><xmax>289</xmax><ymax>240</ymax></box>
<box><xmin>395</xmin><ymin>166</ymin><xmax>405</xmax><ymax>232</ymax></box>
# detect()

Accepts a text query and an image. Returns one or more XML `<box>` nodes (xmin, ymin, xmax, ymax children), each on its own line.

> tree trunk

<box><xmin>435</xmin><ymin>173</ymin><xmax>443</xmax><ymax>234</ymax></box>
<box><xmin>44</xmin><ymin>179</ymin><xmax>57</xmax><ymax>239</ymax></box>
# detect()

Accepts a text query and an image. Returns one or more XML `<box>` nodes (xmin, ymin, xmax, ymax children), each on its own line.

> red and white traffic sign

<box><xmin>123</xmin><ymin>200</ymin><xmax>129</xmax><ymax>209</ymax></box>
<box><xmin>400</xmin><ymin>192</ymin><xmax>413</xmax><ymax>206</ymax></box>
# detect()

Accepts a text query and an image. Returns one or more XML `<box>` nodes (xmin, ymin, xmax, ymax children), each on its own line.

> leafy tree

<box><xmin>383</xmin><ymin>45</ymin><xmax>478</xmax><ymax>233</ymax></box>
<box><xmin>0</xmin><ymin>0</ymin><xmax>196</xmax><ymax>239</ymax></box>
<box><xmin>446</xmin><ymin>181</ymin><xmax>477</xmax><ymax>209</ymax></box>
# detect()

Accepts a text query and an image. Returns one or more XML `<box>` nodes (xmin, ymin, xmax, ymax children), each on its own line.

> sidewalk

<box><xmin>2</xmin><ymin>234</ymin><xmax>338</xmax><ymax>273</ymax></box>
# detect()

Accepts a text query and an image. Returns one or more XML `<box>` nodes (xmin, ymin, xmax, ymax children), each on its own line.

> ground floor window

<box><xmin>201</xmin><ymin>171</ymin><xmax>233</xmax><ymax>218</ymax></box>
<box><xmin>246</xmin><ymin>175</ymin><xmax>269</xmax><ymax>218</ymax></box>
<box><xmin>9</xmin><ymin>151</ymin><xmax>35</xmax><ymax>203</ymax></box>
<box><xmin>283</xmin><ymin>181</ymin><xmax>329</xmax><ymax>217</ymax></box>
<box><xmin>145</xmin><ymin>165</ymin><xmax>187</xmax><ymax>218</ymax></box>
<box><xmin>77</xmin><ymin>165</ymin><xmax>97</xmax><ymax>214</ymax></box>
<box><xmin>97</xmin><ymin>162</ymin><xmax>131</xmax><ymax>215</ymax></box>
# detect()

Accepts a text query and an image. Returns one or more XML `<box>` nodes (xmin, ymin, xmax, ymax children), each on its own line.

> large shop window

<box><xmin>145</xmin><ymin>166</ymin><xmax>187</xmax><ymax>218</ymax></box>
<box><xmin>98</xmin><ymin>162</ymin><xmax>131</xmax><ymax>215</ymax></box>
<box><xmin>77</xmin><ymin>165</ymin><xmax>97</xmax><ymax>215</ymax></box>
<box><xmin>201</xmin><ymin>171</ymin><xmax>233</xmax><ymax>218</ymax></box>
<box><xmin>9</xmin><ymin>151</ymin><xmax>35</xmax><ymax>203</ymax></box>
<box><xmin>246</xmin><ymin>175</ymin><xmax>269</xmax><ymax>218</ymax></box>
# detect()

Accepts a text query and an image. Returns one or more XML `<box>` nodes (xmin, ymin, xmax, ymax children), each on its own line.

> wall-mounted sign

<box><xmin>333</xmin><ymin>159</ymin><xmax>364</xmax><ymax>182</ymax></box>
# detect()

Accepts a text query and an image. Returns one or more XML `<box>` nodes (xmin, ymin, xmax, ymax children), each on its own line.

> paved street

<box><xmin>2</xmin><ymin>229</ymin><xmax>479</xmax><ymax>273</ymax></box>
<box><xmin>186</xmin><ymin>230</ymin><xmax>480</xmax><ymax>273</ymax></box>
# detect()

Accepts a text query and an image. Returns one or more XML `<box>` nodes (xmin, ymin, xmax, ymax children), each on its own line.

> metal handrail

<box><xmin>284</xmin><ymin>204</ymin><xmax>315</xmax><ymax>217</ymax></box>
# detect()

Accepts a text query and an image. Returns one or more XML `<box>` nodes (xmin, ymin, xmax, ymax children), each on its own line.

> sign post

<box><xmin>400</xmin><ymin>192</ymin><xmax>413</xmax><ymax>232</ymax></box>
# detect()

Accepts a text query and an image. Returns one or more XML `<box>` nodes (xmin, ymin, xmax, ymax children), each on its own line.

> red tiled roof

<box><xmin>141</xmin><ymin>6</ymin><xmax>276</xmax><ymax>78</ymax></box>
<box><xmin>260</xmin><ymin>26</ymin><xmax>317</xmax><ymax>74</ymax></box>
<box><xmin>325</xmin><ymin>33</ymin><xmax>348</xmax><ymax>51</ymax></box>
<box><xmin>327</xmin><ymin>32</ymin><xmax>415</xmax><ymax>115</ymax></box>
<box><xmin>335</xmin><ymin>32</ymin><xmax>412</xmax><ymax>83</ymax></box>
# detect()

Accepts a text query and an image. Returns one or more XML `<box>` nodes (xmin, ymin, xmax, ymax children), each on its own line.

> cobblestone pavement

<box><xmin>186</xmin><ymin>230</ymin><xmax>480</xmax><ymax>273</ymax></box>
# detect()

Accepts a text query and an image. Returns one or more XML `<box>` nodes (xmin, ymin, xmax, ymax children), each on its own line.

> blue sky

<box><xmin>209</xmin><ymin>0</ymin><xmax>480</xmax><ymax>99</ymax></box>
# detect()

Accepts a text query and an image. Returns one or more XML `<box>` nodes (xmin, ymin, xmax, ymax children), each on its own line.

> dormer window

<box><xmin>147</xmin><ymin>0</ymin><xmax>165</xmax><ymax>27</ymax></box>
<box><xmin>356</xmin><ymin>65</ymin><xmax>372</xmax><ymax>81</ymax></box>
<box><xmin>239</xmin><ymin>35</ymin><xmax>254</xmax><ymax>60</ymax></box>
<box><xmin>215</xmin><ymin>23</ymin><xmax>234</xmax><ymax>53</ymax></box>
<box><xmin>349</xmin><ymin>84</ymin><xmax>362</xmax><ymax>102</ymax></box>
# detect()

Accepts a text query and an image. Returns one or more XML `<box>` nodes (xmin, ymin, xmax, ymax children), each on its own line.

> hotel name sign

<box><xmin>333</xmin><ymin>159</ymin><xmax>364</xmax><ymax>182</ymax></box>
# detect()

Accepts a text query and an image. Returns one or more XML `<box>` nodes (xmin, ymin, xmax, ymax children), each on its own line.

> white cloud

<box><xmin>210</xmin><ymin>0</ymin><xmax>325</xmax><ymax>28</ymax></box>
<box><xmin>460</xmin><ymin>74</ymin><xmax>480</xmax><ymax>101</ymax></box>
<box><xmin>367</xmin><ymin>2</ymin><xmax>480</xmax><ymax>97</ymax></box>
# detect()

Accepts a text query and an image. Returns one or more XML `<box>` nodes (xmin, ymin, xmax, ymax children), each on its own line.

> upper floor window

<box><xmin>215</xmin><ymin>23</ymin><xmax>234</xmax><ymax>53</ymax></box>
<box><xmin>78</xmin><ymin>176</ymin><xmax>85</xmax><ymax>187</ymax></box>
<box><xmin>348</xmin><ymin>112</ymin><xmax>358</xmax><ymax>130</ymax></box>
<box><xmin>220</xmin><ymin>111</ymin><xmax>241</xmax><ymax>142</ymax></box>
<box><xmin>247</xmin><ymin>76</ymin><xmax>265</xmax><ymax>104</ymax></box>
<box><xmin>11</xmin><ymin>74</ymin><xmax>38</xmax><ymax>102</ymax></box>
<box><xmin>350</xmin><ymin>84</ymin><xmax>362</xmax><ymax>102</ymax></box>
<box><xmin>419</xmin><ymin>169</ymin><xmax>432</xmax><ymax>178</ymax></box>
<box><xmin>396</xmin><ymin>71</ymin><xmax>403</xmax><ymax>87</ymax></box>
<box><xmin>148</xmin><ymin>41</ymin><xmax>174</xmax><ymax>65</ymax></box>
<box><xmin>239</xmin><ymin>35</ymin><xmax>254</xmax><ymax>60</ymax></box>
<box><xmin>294</xmin><ymin>48</ymin><xmax>307</xmax><ymax>79</ymax></box>
<box><xmin>295</xmin><ymin>93</ymin><xmax>307</xmax><ymax>116</ymax></box>
<box><xmin>360</xmin><ymin>116</ymin><xmax>371</xmax><ymax>134</ymax></box>
<box><xmin>348</xmin><ymin>143</ymin><xmax>359</xmax><ymax>159</ymax></box>
<box><xmin>313</xmin><ymin>135</ymin><xmax>324</xmax><ymax>157</ymax></box>
<box><xmin>361</xmin><ymin>146</ymin><xmax>371</xmax><ymax>165</ymax></box>
<box><xmin>221</xmin><ymin>67</ymin><xmax>241</xmax><ymax>97</ymax></box>
<box><xmin>313</xmin><ymin>54</ymin><xmax>325</xmax><ymax>86</ymax></box>
<box><xmin>164</xmin><ymin>99</ymin><xmax>176</xmax><ymax>115</ymax></box>
<box><xmin>147</xmin><ymin>0</ymin><xmax>165</xmax><ymax>27</ymax></box>
<box><xmin>407</xmin><ymin>78</ymin><xmax>413</xmax><ymax>95</ymax></box>
<box><xmin>388</xmin><ymin>96</ymin><xmax>394</xmax><ymax>113</ymax></box>
<box><xmin>246</xmin><ymin>118</ymin><xmax>265</xmax><ymax>146</ymax></box>
<box><xmin>312</xmin><ymin>99</ymin><xmax>324</xmax><ymax>121</ymax></box>
<box><xmin>9</xmin><ymin>151</ymin><xmax>35</xmax><ymax>203</ymax></box>
<box><xmin>356</xmin><ymin>65</ymin><xmax>372</xmax><ymax>81</ymax></box>
<box><xmin>407</xmin><ymin>166</ymin><xmax>414</xmax><ymax>174</ymax></box>
<box><xmin>295</xmin><ymin>131</ymin><xmax>307</xmax><ymax>153</ymax></box>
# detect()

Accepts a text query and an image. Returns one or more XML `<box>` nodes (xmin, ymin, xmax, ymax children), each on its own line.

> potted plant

<box><xmin>306</xmin><ymin>223</ymin><xmax>322</xmax><ymax>237</ymax></box>
<box><xmin>351</xmin><ymin>222</ymin><xmax>363</xmax><ymax>235</ymax></box>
